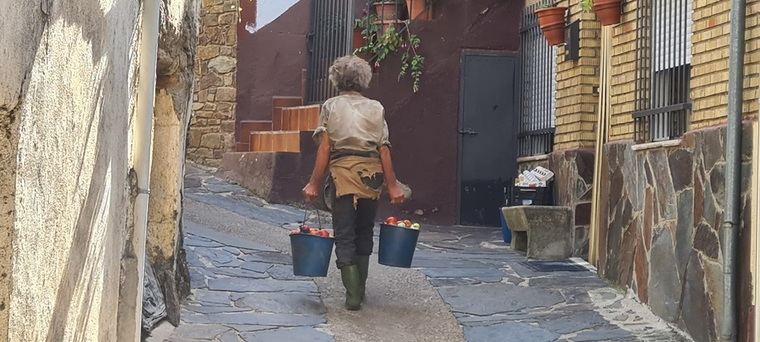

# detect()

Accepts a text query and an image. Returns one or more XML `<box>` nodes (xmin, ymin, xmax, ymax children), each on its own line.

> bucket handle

<box><xmin>302</xmin><ymin>206</ymin><xmax>324</xmax><ymax>230</ymax></box>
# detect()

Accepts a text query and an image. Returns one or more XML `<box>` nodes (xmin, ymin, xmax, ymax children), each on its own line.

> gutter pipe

<box><xmin>131</xmin><ymin>0</ymin><xmax>160</xmax><ymax>339</ymax></box>
<box><xmin>721</xmin><ymin>0</ymin><xmax>747</xmax><ymax>340</ymax></box>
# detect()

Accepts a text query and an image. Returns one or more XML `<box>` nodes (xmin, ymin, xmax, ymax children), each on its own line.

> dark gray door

<box><xmin>459</xmin><ymin>52</ymin><xmax>518</xmax><ymax>226</ymax></box>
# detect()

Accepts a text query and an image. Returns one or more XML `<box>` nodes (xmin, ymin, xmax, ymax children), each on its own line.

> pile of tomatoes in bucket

<box><xmin>383</xmin><ymin>216</ymin><xmax>421</xmax><ymax>230</ymax></box>
<box><xmin>289</xmin><ymin>224</ymin><xmax>332</xmax><ymax>238</ymax></box>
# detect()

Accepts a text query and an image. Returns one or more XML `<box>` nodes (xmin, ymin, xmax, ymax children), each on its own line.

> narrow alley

<box><xmin>4</xmin><ymin>0</ymin><xmax>758</xmax><ymax>340</ymax></box>
<box><xmin>149</xmin><ymin>164</ymin><xmax>692</xmax><ymax>342</ymax></box>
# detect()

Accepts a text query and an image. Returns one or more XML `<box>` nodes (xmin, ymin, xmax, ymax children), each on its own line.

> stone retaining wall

<box><xmin>598</xmin><ymin>123</ymin><xmax>754</xmax><ymax>342</ymax></box>
<box><xmin>188</xmin><ymin>0</ymin><xmax>239</xmax><ymax>167</ymax></box>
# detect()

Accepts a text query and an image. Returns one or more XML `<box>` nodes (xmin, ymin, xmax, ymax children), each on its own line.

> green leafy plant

<box><xmin>354</xmin><ymin>15</ymin><xmax>426</xmax><ymax>93</ymax></box>
<box><xmin>398</xmin><ymin>34</ymin><xmax>424</xmax><ymax>93</ymax></box>
<box><xmin>580</xmin><ymin>0</ymin><xmax>593</xmax><ymax>12</ymax></box>
<box><xmin>355</xmin><ymin>14</ymin><xmax>380</xmax><ymax>43</ymax></box>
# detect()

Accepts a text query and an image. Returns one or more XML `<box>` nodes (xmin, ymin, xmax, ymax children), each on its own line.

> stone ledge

<box><xmin>631</xmin><ymin>139</ymin><xmax>682</xmax><ymax>152</ymax></box>
<box><xmin>517</xmin><ymin>154</ymin><xmax>550</xmax><ymax>163</ymax></box>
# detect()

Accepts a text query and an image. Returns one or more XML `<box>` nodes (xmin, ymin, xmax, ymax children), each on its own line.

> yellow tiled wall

<box><xmin>607</xmin><ymin>0</ymin><xmax>760</xmax><ymax>141</ymax></box>
<box><xmin>553</xmin><ymin>0</ymin><xmax>602</xmax><ymax>150</ymax></box>
<box><xmin>690</xmin><ymin>0</ymin><xmax>760</xmax><ymax>128</ymax></box>
<box><xmin>608</xmin><ymin>0</ymin><xmax>639</xmax><ymax>140</ymax></box>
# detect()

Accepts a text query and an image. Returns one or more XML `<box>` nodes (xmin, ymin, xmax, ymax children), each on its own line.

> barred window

<box><xmin>518</xmin><ymin>1</ymin><xmax>557</xmax><ymax>157</ymax></box>
<box><xmin>634</xmin><ymin>0</ymin><xmax>693</xmax><ymax>143</ymax></box>
<box><xmin>307</xmin><ymin>0</ymin><xmax>354</xmax><ymax>104</ymax></box>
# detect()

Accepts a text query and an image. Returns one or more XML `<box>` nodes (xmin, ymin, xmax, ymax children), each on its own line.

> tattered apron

<box><xmin>328</xmin><ymin>152</ymin><xmax>384</xmax><ymax>206</ymax></box>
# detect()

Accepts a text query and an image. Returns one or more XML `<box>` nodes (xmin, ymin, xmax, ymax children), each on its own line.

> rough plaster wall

<box><xmin>0</xmin><ymin>3</ymin><xmax>49</xmax><ymax>339</ymax></box>
<box><xmin>4</xmin><ymin>0</ymin><xmax>140</xmax><ymax>340</ymax></box>
<box><xmin>0</xmin><ymin>102</ymin><xmax>18</xmax><ymax>342</ymax></box>
<box><xmin>147</xmin><ymin>0</ymin><xmax>198</xmax><ymax>326</ymax></box>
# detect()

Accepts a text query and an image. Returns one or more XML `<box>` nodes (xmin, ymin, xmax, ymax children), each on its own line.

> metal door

<box><xmin>307</xmin><ymin>0</ymin><xmax>354</xmax><ymax>104</ymax></box>
<box><xmin>459</xmin><ymin>52</ymin><xmax>518</xmax><ymax>226</ymax></box>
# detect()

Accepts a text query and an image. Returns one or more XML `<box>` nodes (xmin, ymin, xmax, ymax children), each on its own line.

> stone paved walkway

<box><xmin>151</xmin><ymin>164</ymin><xmax>693</xmax><ymax>341</ymax></box>
<box><xmin>412</xmin><ymin>228</ymin><xmax>691</xmax><ymax>341</ymax></box>
<box><xmin>165</xmin><ymin>222</ymin><xmax>333</xmax><ymax>341</ymax></box>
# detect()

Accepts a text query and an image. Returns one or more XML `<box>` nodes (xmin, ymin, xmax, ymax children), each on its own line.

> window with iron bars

<box><xmin>518</xmin><ymin>1</ymin><xmax>557</xmax><ymax>157</ymax></box>
<box><xmin>307</xmin><ymin>0</ymin><xmax>354</xmax><ymax>104</ymax></box>
<box><xmin>634</xmin><ymin>0</ymin><xmax>693</xmax><ymax>143</ymax></box>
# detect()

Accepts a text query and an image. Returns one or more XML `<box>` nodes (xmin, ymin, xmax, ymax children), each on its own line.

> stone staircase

<box><xmin>219</xmin><ymin>96</ymin><xmax>321</xmax><ymax>203</ymax></box>
<box><xmin>235</xmin><ymin>96</ymin><xmax>320</xmax><ymax>153</ymax></box>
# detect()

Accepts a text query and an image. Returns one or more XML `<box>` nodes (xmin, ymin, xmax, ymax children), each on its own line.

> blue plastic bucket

<box><xmin>290</xmin><ymin>234</ymin><xmax>334</xmax><ymax>277</ymax></box>
<box><xmin>378</xmin><ymin>224</ymin><xmax>420</xmax><ymax>268</ymax></box>
<box><xmin>500</xmin><ymin>210</ymin><xmax>512</xmax><ymax>243</ymax></box>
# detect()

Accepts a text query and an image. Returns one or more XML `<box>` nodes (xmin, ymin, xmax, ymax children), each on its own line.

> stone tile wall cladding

<box><xmin>518</xmin><ymin>149</ymin><xmax>594</xmax><ymax>259</ymax></box>
<box><xmin>188</xmin><ymin>0</ymin><xmax>239</xmax><ymax>167</ymax></box>
<box><xmin>598</xmin><ymin>124</ymin><xmax>754</xmax><ymax>342</ymax></box>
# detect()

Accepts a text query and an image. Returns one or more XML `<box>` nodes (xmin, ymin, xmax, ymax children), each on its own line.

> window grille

<box><xmin>307</xmin><ymin>0</ymin><xmax>354</xmax><ymax>103</ymax></box>
<box><xmin>634</xmin><ymin>0</ymin><xmax>693</xmax><ymax>143</ymax></box>
<box><xmin>518</xmin><ymin>0</ymin><xmax>557</xmax><ymax>157</ymax></box>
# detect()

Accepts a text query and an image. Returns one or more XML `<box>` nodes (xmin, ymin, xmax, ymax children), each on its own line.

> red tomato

<box><xmin>385</xmin><ymin>217</ymin><xmax>398</xmax><ymax>225</ymax></box>
<box><xmin>319</xmin><ymin>230</ymin><xmax>330</xmax><ymax>238</ymax></box>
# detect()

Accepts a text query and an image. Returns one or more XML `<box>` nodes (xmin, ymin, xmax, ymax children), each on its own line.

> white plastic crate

<box><xmin>532</xmin><ymin>166</ymin><xmax>555</xmax><ymax>182</ymax></box>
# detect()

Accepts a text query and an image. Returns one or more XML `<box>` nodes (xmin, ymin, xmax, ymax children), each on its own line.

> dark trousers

<box><xmin>332</xmin><ymin>195</ymin><xmax>378</xmax><ymax>268</ymax></box>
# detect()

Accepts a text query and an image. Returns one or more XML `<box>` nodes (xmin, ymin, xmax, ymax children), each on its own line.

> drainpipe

<box><xmin>721</xmin><ymin>0</ymin><xmax>746</xmax><ymax>340</ymax></box>
<box><xmin>131</xmin><ymin>0</ymin><xmax>160</xmax><ymax>339</ymax></box>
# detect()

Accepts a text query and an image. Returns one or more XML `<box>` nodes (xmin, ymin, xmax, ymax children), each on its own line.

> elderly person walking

<box><xmin>302</xmin><ymin>55</ymin><xmax>406</xmax><ymax>311</ymax></box>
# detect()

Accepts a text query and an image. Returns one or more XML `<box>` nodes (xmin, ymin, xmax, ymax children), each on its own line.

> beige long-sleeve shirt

<box><xmin>312</xmin><ymin>93</ymin><xmax>391</xmax><ymax>152</ymax></box>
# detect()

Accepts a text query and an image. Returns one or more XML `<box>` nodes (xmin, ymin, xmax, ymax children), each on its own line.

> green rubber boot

<box><xmin>340</xmin><ymin>265</ymin><xmax>362</xmax><ymax>310</ymax></box>
<box><xmin>356</xmin><ymin>256</ymin><xmax>370</xmax><ymax>301</ymax></box>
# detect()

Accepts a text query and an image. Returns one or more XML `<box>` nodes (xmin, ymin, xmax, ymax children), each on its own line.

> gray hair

<box><xmin>328</xmin><ymin>55</ymin><xmax>372</xmax><ymax>92</ymax></box>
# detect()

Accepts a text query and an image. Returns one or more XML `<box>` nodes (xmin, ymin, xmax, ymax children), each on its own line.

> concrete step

<box><xmin>235</xmin><ymin>142</ymin><xmax>250</xmax><ymax>152</ymax></box>
<box><xmin>249</xmin><ymin>131</ymin><xmax>302</xmax><ymax>152</ymax></box>
<box><xmin>238</xmin><ymin>120</ymin><xmax>273</xmax><ymax>145</ymax></box>
<box><xmin>272</xmin><ymin>105</ymin><xmax>320</xmax><ymax>131</ymax></box>
<box><xmin>272</xmin><ymin>96</ymin><xmax>303</xmax><ymax>109</ymax></box>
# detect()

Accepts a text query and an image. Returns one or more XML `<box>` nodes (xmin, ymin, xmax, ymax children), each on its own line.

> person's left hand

<box><xmin>302</xmin><ymin>182</ymin><xmax>319</xmax><ymax>202</ymax></box>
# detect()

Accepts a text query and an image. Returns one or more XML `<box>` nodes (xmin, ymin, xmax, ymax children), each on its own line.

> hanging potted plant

<box><xmin>355</xmin><ymin>16</ymin><xmax>425</xmax><ymax>93</ymax></box>
<box><xmin>354</xmin><ymin>14</ymin><xmax>379</xmax><ymax>62</ymax></box>
<box><xmin>372</xmin><ymin>0</ymin><xmax>403</xmax><ymax>35</ymax></box>
<box><xmin>374</xmin><ymin>0</ymin><xmax>399</xmax><ymax>21</ymax></box>
<box><xmin>534</xmin><ymin>4</ymin><xmax>567</xmax><ymax>46</ymax></box>
<box><xmin>405</xmin><ymin>0</ymin><xmax>433</xmax><ymax>21</ymax></box>
<box><xmin>353</xmin><ymin>20</ymin><xmax>364</xmax><ymax>49</ymax></box>
<box><xmin>581</xmin><ymin>0</ymin><xmax>622</xmax><ymax>26</ymax></box>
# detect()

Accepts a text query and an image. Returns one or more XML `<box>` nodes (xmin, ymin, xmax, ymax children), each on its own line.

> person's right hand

<box><xmin>302</xmin><ymin>182</ymin><xmax>319</xmax><ymax>202</ymax></box>
<box><xmin>387</xmin><ymin>181</ymin><xmax>405</xmax><ymax>204</ymax></box>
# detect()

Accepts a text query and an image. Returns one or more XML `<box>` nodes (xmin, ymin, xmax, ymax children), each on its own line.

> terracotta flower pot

<box><xmin>353</xmin><ymin>26</ymin><xmax>365</xmax><ymax>49</ymax></box>
<box><xmin>593</xmin><ymin>0</ymin><xmax>622</xmax><ymax>26</ymax></box>
<box><xmin>374</xmin><ymin>1</ymin><xmax>399</xmax><ymax>21</ymax></box>
<box><xmin>405</xmin><ymin>0</ymin><xmax>431</xmax><ymax>21</ymax></box>
<box><xmin>535</xmin><ymin>6</ymin><xmax>567</xmax><ymax>46</ymax></box>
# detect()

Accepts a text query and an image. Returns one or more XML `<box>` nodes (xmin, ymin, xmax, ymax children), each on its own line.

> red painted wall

<box><xmin>365</xmin><ymin>0</ymin><xmax>522</xmax><ymax>224</ymax></box>
<box><xmin>235</xmin><ymin>0</ymin><xmax>522</xmax><ymax>224</ymax></box>
<box><xmin>236</xmin><ymin>0</ymin><xmax>312</xmax><ymax>126</ymax></box>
